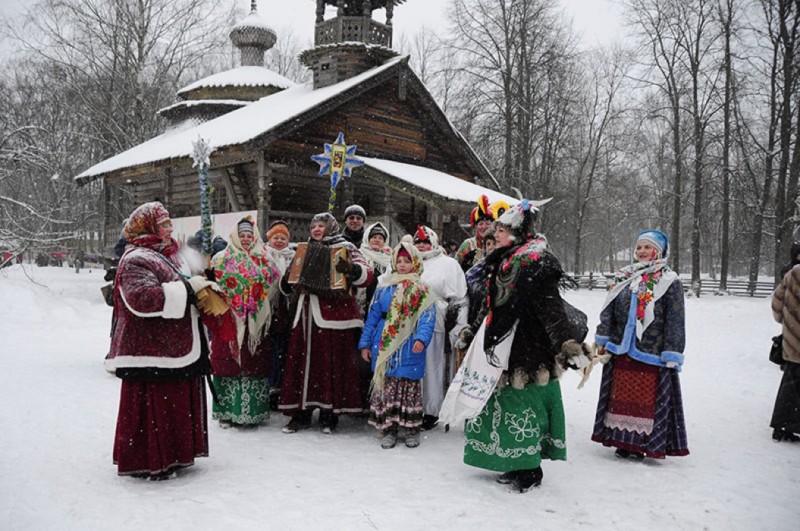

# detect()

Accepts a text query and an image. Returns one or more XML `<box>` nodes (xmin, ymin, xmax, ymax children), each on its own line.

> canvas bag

<box><xmin>439</xmin><ymin>319</ymin><xmax>517</xmax><ymax>425</ymax></box>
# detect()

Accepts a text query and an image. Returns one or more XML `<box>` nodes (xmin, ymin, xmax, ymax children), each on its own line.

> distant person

<box><xmin>105</xmin><ymin>201</ymin><xmax>218</xmax><ymax>479</ymax></box>
<box><xmin>341</xmin><ymin>204</ymin><xmax>366</xmax><ymax>246</ymax></box>
<box><xmin>209</xmin><ymin>216</ymin><xmax>280</xmax><ymax>428</ymax></box>
<box><xmin>359</xmin><ymin>242</ymin><xmax>436</xmax><ymax>449</ymax></box>
<box><xmin>769</xmin><ymin>241</ymin><xmax>800</xmax><ymax>442</ymax></box>
<box><xmin>591</xmin><ymin>229</ymin><xmax>689</xmax><ymax>460</ymax></box>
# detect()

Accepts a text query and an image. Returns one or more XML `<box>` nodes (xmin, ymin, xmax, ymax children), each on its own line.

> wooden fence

<box><xmin>573</xmin><ymin>274</ymin><xmax>775</xmax><ymax>298</ymax></box>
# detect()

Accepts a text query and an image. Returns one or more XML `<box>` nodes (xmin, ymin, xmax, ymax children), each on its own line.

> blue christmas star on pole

<box><xmin>311</xmin><ymin>132</ymin><xmax>364</xmax><ymax>212</ymax></box>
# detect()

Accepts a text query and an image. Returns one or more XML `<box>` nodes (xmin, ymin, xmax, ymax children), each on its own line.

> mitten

<box><xmin>454</xmin><ymin>327</ymin><xmax>474</xmax><ymax>350</ymax></box>
<box><xmin>345</xmin><ymin>263</ymin><xmax>362</xmax><ymax>282</ymax></box>
<box><xmin>557</xmin><ymin>339</ymin><xmax>591</xmax><ymax>370</ymax></box>
<box><xmin>335</xmin><ymin>256</ymin><xmax>350</xmax><ymax>273</ymax></box>
<box><xmin>187</xmin><ymin>275</ymin><xmax>218</xmax><ymax>294</ymax></box>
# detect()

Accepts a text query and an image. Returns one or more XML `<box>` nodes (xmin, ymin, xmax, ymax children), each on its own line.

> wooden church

<box><xmin>77</xmin><ymin>0</ymin><xmax>514</xmax><ymax>248</ymax></box>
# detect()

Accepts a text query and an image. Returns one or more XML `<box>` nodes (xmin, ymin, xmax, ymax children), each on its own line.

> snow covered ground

<box><xmin>0</xmin><ymin>264</ymin><xmax>796</xmax><ymax>530</ymax></box>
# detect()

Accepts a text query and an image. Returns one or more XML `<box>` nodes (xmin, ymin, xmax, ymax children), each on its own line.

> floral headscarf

<box><xmin>212</xmin><ymin>215</ymin><xmax>280</xmax><ymax>352</ymax></box>
<box><xmin>123</xmin><ymin>202</ymin><xmax>178</xmax><ymax>259</ymax></box>
<box><xmin>371</xmin><ymin>242</ymin><xmax>436</xmax><ymax>396</ymax></box>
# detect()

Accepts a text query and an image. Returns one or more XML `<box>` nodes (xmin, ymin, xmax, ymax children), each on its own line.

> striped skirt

<box><xmin>591</xmin><ymin>355</ymin><xmax>689</xmax><ymax>458</ymax></box>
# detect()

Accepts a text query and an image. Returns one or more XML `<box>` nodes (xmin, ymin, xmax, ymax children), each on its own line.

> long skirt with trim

<box><xmin>278</xmin><ymin>300</ymin><xmax>363</xmax><ymax>415</ymax></box>
<box><xmin>591</xmin><ymin>355</ymin><xmax>689</xmax><ymax>458</ymax></box>
<box><xmin>464</xmin><ymin>380</ymin><xmax>566</xmax><ymax>473</ymax></box>
<box><xmin>770</xmin><ymin>360</ymin><xmax>800</xmax><ymax>434</ymax></box>
<box><xmin>212</xmin><ymin>376</ymin><xmax>270</xmax><ymax>425</ymax></box>
<box><xmin>368</xmin><ymin>376</ymin><xmax>423</xmax><ymax>430</ymax></box>
<box><xmin>113</xmin><ymin>378</ymin><xmax>208</xmax><ymax>477</ymax></box>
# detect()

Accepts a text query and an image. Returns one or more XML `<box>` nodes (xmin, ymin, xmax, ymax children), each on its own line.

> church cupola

<box><xmin>230</xmin><ymin>0</ymin><xmax>277</xmax><ymax>67</ymax></box>
<box><xmin>300</xmin><ymin>0</ymin><xmax>404</xmax><ymax>89</ymax></box>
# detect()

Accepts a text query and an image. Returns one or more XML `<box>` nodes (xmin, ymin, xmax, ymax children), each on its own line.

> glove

<box><xmin>335</xmin><ymin>256</ymin><xmax>351</xmax><ymax>274</ymax></box>
<box><xmin>557</xmin><ymin>339</ymin><xmax>591</xmax><ymax>370</ymax></box>
<box><xmin>344</xmin><ymin>263</ymin><xmax>362</xmax><ymax>282</ymax></box>
<box><xmin>187</xmin><ymin>275</ymin><xmax>218</xmax><ymax>294</ymax></box>
<box><xmin>454</xmin><ymin>327</ymin><xmax>474</xmax><ymax>351</ymax></box>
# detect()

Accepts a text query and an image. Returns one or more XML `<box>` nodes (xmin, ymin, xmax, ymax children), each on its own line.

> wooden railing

<box><xmin>572</xmin><ymin>274</ymin><xmax>775</xmax><ymax>298</ymax></box>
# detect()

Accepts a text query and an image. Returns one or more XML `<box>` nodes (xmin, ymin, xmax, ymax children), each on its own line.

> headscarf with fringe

<box><xmin>212</xmin><ymin>215</ymin><xmax>281</xmax><ymax>353</ymax></box>
<box><xmin>371</xmin><ymin>242</ymin><xmax>437</xmax><ymax>396</ymax></box>
<box><xmin>123</xmin><ymin>202</ymin><xmax>179</xmax><ymax>260</ymax></box>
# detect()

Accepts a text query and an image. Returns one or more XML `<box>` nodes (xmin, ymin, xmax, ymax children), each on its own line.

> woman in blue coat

<box><xmin>359</xmin><ymin>241</ymin><xmax>436</xmax><ymax>449</ymax></box>
<box><xmin>592</xmin><ymin>229</ymin><xmax>688</xmax><ymax>460</ymax></box>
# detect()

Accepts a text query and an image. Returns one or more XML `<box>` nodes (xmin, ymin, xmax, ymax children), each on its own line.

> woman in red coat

<box><xmin>278</xmin><ymin>213</ymin><xmax>373</xmax><ymax>433</ymax></box>
<box><xmin>105</xmin><ymin>202</ymin><xmax>218</xmax><ymax>479</ymax></box>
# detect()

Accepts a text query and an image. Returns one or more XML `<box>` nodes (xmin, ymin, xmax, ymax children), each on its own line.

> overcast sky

<box><xmin>0</xmin><ymin>0</ymin><xmax>622</xmax><ymax>52</ymax></box>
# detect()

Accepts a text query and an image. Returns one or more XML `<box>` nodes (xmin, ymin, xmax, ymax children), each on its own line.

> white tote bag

<box><xmin>438</xmin><ymin>319</ymin><xmax>517</xmax><ymax>425</ymax></box>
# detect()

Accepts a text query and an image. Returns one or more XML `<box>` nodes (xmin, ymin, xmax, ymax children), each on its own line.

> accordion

<box><xmin>287</xmin><ymin>242</ymin><xmax>350</xmax><ymax>291</ymax></box>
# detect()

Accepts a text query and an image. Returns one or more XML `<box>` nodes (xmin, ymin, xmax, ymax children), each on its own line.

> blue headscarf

<box><xmin>637</xmin><ymin>229</ymin><xmax>669</xmax><ymax>259</ymax></box>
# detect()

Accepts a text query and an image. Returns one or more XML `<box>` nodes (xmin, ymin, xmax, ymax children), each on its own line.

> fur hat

<box><xmin>344</xmin><ymin>204</ymin><xmax>366</xmax><ymax>220</ymax></box>
<box><xmin>636</xmin><ymin>229</ymin><xmax>669</xmax><ymax>259</ymax></box>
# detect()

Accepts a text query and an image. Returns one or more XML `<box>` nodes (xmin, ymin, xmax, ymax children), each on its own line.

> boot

<box><xmin>405</xmin><ymin>428</ymin><xmax>420</xmax><ymax>448</ymax></box>
<box><xmin>319</xmin><ymin>410</ymin><xmax>339</xmax><ymax>434</ymax></box>
<box><xmin>512</xmin><ymin>467</ymin><xmax>543</xmax><ymax>493</ymax></box>
<box><xmin>282</xmin><ymin>411</ymin><xmax>312</xmax><ymax>434</ymax></box>
<box><xmin>420</xmin><ymin>415</ymin><xmax>439</xmax><ymax>431</ymax></box>
<box><xmin>496</xmin><ymin>471</ymin><xmax>519</xmax><ymax>484</ymax></box>
<box><xmin>380</xmin><ymin>424</ymin><xmax>398</xmax><ymax>449</ymax></box>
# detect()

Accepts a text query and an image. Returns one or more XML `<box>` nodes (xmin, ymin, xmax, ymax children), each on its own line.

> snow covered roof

<box><xmin>361</xmin><ymin>157</ymin><xmax>517</xmax><ymax>205</ymax></box>
<box><xmin>177</xmin><ymin>66</ymin><xmax>295</xmax><ymax>98</ymax></box>
<box><xmin>157</xmin><ymin>99</ymin><xmax>248</xmax><ymax>114</ymax></box>
<box><xmin>77</xmin><ymin>57</ymin><xmax>406</xmax><ymax>181</ymax></box>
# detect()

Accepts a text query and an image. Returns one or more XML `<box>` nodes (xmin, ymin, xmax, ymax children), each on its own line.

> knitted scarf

<box><xmin>602</xmin><ymin>258</ymin><xmax>677</xmax><ymax>340</ymax></box>
<box><xmin>371</xmin><ymin>242</ymin><xmax>437</xmax><ymax>396</ymax></box>
<box><xmin>212</xmin><ymin>217</ymin><xmax>280</xmax><ymax>353</ymax></box>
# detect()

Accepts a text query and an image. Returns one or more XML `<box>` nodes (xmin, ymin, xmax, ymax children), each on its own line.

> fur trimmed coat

<box><xmin>105</xmin><ymin>247</ymin><xmax>201</xmax><ymax>372</ymax></box>
<box><xmin>772</xmin><ymin>265</ymin><xmax>800</xmax><ymax>364</ymax></box>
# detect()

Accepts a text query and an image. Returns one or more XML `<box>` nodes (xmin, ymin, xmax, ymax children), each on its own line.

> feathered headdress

<box><xmin>469</xmin><ymin>194</ymin><xmax>493</xmax><ymax>227</ymax></box>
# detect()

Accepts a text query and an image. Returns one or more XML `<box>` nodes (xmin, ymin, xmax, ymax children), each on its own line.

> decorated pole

<box><xmin>311</xmin><ymin>132</ymin><xmax>364</xmax><ymax>212</ymax></box>
<box><xmin>191</xmin><ymin>136</ymin><xmax>214</xmax><ymax>259</ymax></box>
<box><xmin>189</xmin><ymin>136</ymin><xmax>229</xmax><ymax>317</ymax></box>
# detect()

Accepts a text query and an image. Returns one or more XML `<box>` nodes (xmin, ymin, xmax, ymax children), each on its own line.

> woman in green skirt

<box><xmin>443</xmin><ymin>199</ymin><xmax>589</xmax><ymax>492</ymax></box>
<box><xmin>210</xmin><ymin>216</ymin><xmax>280</xmax><ymax>427</ymax></box>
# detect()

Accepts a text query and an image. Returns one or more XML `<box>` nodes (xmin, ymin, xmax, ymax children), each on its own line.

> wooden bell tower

<box><xmin>301</xmin><ymin>1</ymin><xmax>405</xmax><ymax>89</ymax></box>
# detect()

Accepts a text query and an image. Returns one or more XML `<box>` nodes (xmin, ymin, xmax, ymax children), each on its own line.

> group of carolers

<box><xmin>105</xmin><ymin>196</ymin><xmax>689</xmax><ymax>493</ymax></box>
